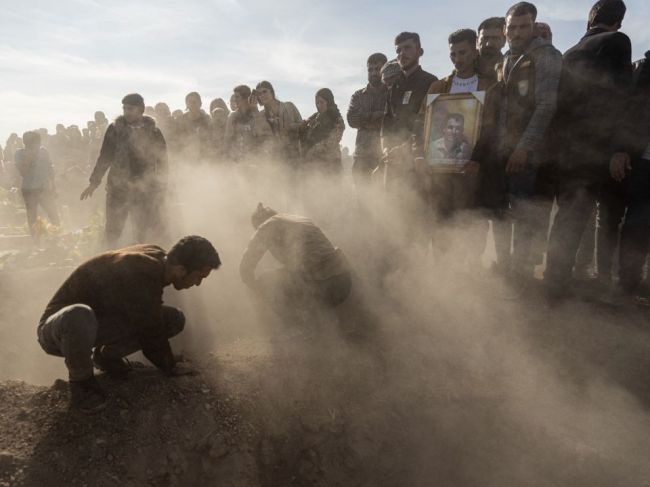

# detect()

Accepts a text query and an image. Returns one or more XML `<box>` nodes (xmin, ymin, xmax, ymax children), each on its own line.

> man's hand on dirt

<box><xmin>80</xmin><ymin>183</ymin><xmax>98</xmax><ymax>200</ymax></box>
<box><xmin>169</xmin><ymin>362</ymin><xmax>197</xmax><ymax>377</ymax></box>
<box><xmin>609</xmin><ymin>152</ymin><xmax>631</xmax><ymax>182</ymax></box>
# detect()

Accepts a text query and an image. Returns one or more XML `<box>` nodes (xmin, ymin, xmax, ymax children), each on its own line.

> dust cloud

<box><xmin>2</xmin><ymin>156</ymin><xmax>650</xmax><ymax>486</ymax></box>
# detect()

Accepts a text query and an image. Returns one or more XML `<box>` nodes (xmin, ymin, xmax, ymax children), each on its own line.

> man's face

<box><xmin>395</xmin><ymin>39</ymin><xmax>421</xmax><ymax>72</ymax></box>
<box><xmin>506</xmin><ymin>14</ymin><xmax>535</xmax><ymax>54</ymax></box>
<box><xmin>229</xmin><ymin>95</ymin><xmax>238</xmax><ymax>111</ymax></box>
<box><xmin>172</xmin><ymin>266</ymin><xmax>212</xmax><ymax>290</ymax></box>
<box><xmin>443</xmin><ymin>118</ymin><xmax>464</xmax><ymax>145</ymax></box>
<box><xmin>186</xmin><ymin>97</ymin><xmax>201</xmax><ymax>113</ymax></box>
<box><xmin>367</xmin><ymin>62</ymin><xmax>383</xmax><ymax>86</ymax></box>
<box><xmin>123</xmin><ymin>104</ymin><xmax>144</xmax><ymax>124</ymax></box>
<box><xmin>257</xmin><ymin>87</ymin><xmax>274</xmax><ymax>106</ymax></box>
<box><xmin>449</xmin><ymin>40</ymin><xmax>478</xmax><ymax>75</ymax></box>
<box><xmin>233</xmin><ymin>92</ymin><xmax>249</xmax><ymax>112</ymax></box>
<box><xmin>478</xmin><ymin>27</ymin><xmax>506</xmax><ymax>58</ymax></box>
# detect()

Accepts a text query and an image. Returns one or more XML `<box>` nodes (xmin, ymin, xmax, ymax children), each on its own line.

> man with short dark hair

<box><xmin>240</xmin><ymin>204</ymin><xmax>351</xmax><ymax>317</ymax></box>
<box><xmin>382</xmin><ymin>32</ymin><xmax>437</xmax><ymax>155</ymax></box>
<box><xmin>545</xmin><ymin>0</ymin><xmax>633</xmax><ymax>298</ymax></box>
<box><xmin>477</xmin><ymin>17</ymin><xmax>507</xmax><ymax>80</ymax></box>
<box><xmin>179</xmin><ymin>91</ymin><xmax>212</xmax><ymax>161</ymax></box>
<box><xmin>224</xmin><ymin>85</ymin><xmax>270</xmax><ymax>161</ymax></box>
<box><xmin>347</xmin><ymin>52</ymin><xmax>389</xmax><ymax>186</ymax></box>
<box><xmin>496</xmin><ymin>2</ymin><xmax>562</xmax><ymax>285</ymax></box>
<box><xmin>380</xmin><ymin>33</ymin><xmax>438</xmax><ymax>248</ymax></box>
<box><xmin>80</xmin><ymin>93</ymin><xmax>169</xmax><ymax>248</ymax></box>
<box><xmin>37</xmin><ymin>235</ymin><xmax>221</xmax><ymax>412</ymax></box>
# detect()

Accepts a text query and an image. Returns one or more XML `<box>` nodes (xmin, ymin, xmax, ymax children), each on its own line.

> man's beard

<box><xmin>369</xmin><ymin>76</ymin><xmax>382</xmax><ymax>87</ymax></box>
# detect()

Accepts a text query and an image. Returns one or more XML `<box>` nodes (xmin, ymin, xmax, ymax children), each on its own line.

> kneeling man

<box><xmin>240</xmin><ymin>204</ymin><xmax>351</xmax><ymax>317</ymax></box>
<box><xmin>38</xmin><ymin>235</ymin><xmax>221</xmax><ymax>412</ymax></box>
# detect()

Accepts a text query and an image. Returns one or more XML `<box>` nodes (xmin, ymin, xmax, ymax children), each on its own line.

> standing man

<box><xmin>382</xmin><ymin>32</ymin><xmax>438</xmax><ymax>165</ymax></box>
<box><xmin>80</xmin><ymin>93</ymin><xmax>169</xmax><ymax>248</ymax></box>
<box><xmin>619</xmin><ymin>49</ymin><xmax>650</xmax><ymax>298</ymax></box>
<box><xmin>37</xmin><ymin>236</ymin><xmax>221</xmax><ymax>412</ymax></box>
<box><xmin>381</xmin><ymin>32</ymin><xmax>437</xmax><ymax>248</ymax></box>
<box><xmin>497</xmin><ymin>2</ymin><xmax>562</xmax><ymax>285</ymax></box>
<box><xmin>477</xmin><ymin>17</ymin><xmax>507</xmax><ymax>80</ymax></box>
<box><xmin>224</xmin><ymin>85</ymin><xmax>271</xmax><ymax>162</ymax></box>
<box><xmin>15</xmin><ymin>131</ymin><xmax>60</xmax><ymax>237</ymax></box>
<box><xmin>347</xmin><ymin>53</ymin><xmax>388</xmax><ymax>187</ymax></box>
<box><xmin>545</xmin><ymin>0</ymin><xmax>633</xmax><ymax>299</ymax></box>
<box><xmin>180</xmin><ymin>92</ymin><xmax>212</xmax><ymax>162</ymax></box>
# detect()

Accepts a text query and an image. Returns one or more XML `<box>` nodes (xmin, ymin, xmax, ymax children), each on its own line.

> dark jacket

<box><xmin>301</xmin><ymin>110</ymin><xmax>345</xmax><ymax>172</ymax></box>
<box><xmin>347</xmin><ymin>84</ymin><xmax>388</xmax><ymax>162</ymax></box>
<box><xmin>40</xmin><ymin>245</ymin><xmax>176</xmax><ymax>374</ymax></box>
<box><xmin>382</xmin><ymin>66</ymin><xmax>438</xmax><ymax>151</ymax></box>
<box><xmin>553</xmin><ymin>27</ymin><xmax>633</xmax><ymax>175</ymax></box>
<box><xmin>630</xmin><ymin>51</ymin><xmax>650</xmax><ymax>159</ymax></box>
<box><xmin>90</xmin><ymin>115</ymin><xmax>168</xmax><ymax>193</ymax></box>
<box><xmin>497</xmin><ymin>37</ymin><xmax>562</xmax><ymax>158</ymax></box>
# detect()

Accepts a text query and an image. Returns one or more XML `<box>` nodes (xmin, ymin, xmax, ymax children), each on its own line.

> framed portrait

<box><xmin>423</xmin><ymin>91</ymin><xmax>485</xmax><ymax>173</ymax></box>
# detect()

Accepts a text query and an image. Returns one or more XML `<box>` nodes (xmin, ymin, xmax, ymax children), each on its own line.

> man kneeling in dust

<box><xmin>37</xmin><ymin>236</ymin><xmax>221</xmax><ymax>413</ymax></box>
<box><xmin>240</xmin><ymin>204</ymin><xmax>352</xmax><ymax>320</ymax></box>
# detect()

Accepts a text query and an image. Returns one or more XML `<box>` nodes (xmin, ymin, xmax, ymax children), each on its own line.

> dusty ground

<box><xmin>1</xmin><ymin>281</ymin><xmax>650</xmax><ymax>486</ymax></box>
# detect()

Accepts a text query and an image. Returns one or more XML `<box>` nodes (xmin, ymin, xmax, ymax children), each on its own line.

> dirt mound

<box><xmin>0</xmin><ymin>361</ymin><xmax>259</xmax><ymax>487</ymax></box>
<box><xmin>2</xmin><ymin>328</ymin><xmax>650</xmax><ymax>487</ymax></box>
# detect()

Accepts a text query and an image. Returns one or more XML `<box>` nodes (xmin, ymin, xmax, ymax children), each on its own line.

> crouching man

<box><xmin>240</xmin><ymin>204</ymin><xmax>352</xmax><ymax>321</ymax></box>
<box><xmin>37</xmin><ymin>236</ymin><xmax>221</xmax><ymax>413</ymax></box>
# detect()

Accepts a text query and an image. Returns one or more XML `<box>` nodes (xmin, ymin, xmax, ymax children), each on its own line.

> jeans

<box><xmin>37</xmin><ymin>304</ymin><xmax>185</xmax><ymax>381</ymax></box>
<box><xmin>105</xmin><ymin>189</ymin><xmax>166</xmax><ymax>248</ymax></box>
<box><xmin>22</xmin><ymin>188</ymin><xmax>60</xmax><ymax>234</ymax></box>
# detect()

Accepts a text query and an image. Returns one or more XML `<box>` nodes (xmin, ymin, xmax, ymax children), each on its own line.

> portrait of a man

<box><xmin>430</xmin><ymin>113</ymin><xmax>471</xmax><ymax>162</ymax></box>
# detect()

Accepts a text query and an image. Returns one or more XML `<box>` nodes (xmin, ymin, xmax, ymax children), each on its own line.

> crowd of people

<box><xmin>5</xmin><ymin>0</ymin><xmax>648</xmax><ymax>412</ymax></box>
<box><xmin>2</xmin><ymin>0</ymin><xmax>649</xmax><ymax>311</ymax></box>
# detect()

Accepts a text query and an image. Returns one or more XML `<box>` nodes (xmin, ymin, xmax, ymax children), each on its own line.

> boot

<box><xmin>69</xmin><ymin>376</ymin><xmax>107</xmax><ymax>413</ymax></box>
<box><xmin>92</xmin><ymin>346</ymin><xmax>132</xmax><ymax>380</ymax></box>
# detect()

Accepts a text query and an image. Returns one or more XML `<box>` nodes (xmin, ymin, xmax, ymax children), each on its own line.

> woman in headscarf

<box><xmin>299</xmin><ymin>88</ymin><xmax>345</xmax><ymax>175</ymax></box>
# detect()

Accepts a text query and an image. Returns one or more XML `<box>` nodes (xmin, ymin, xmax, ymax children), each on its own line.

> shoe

<box><xmin>92</xmin><ymin>347</ymin><xmax>132</xmax><ymax>379</ymax></box>
<box><xmin>69</xmin><ymin>376</ymin><xmax>107</xmax><ymax>413</ymax></box>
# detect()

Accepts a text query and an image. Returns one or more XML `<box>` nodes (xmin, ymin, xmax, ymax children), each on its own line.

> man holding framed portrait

<box><xmin>416</xmin><ymin>29</ymin><xmax>496</xmax><ymax>230</ymax></box>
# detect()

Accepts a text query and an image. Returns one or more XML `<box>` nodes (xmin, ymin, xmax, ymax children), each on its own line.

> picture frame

<box><xmin>423</xmin><ymin>91</ymin><xmax>485</xmax><ymax>173</ymax></box>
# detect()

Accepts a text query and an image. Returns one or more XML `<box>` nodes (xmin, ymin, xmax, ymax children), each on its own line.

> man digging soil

<box><xmin>36</xmin><ymin>235</ymin><xmax>221</xmax><ymax>413</ymax></box>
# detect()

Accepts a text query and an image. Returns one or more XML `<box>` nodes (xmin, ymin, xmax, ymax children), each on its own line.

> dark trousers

<box><xmin>253</xmin><ymin>269</ymin><xmax>352</xmax><ymax>321</ymax></box>
<box><xmin>105</xmin><ymin>189</ymin><xmax>165</xmax><ymax>248</ymax></box>
<box><xmin>37</xmin><ymin>304</ymin><xmax>185</xmax><ymax>381</ymax></box>
<box><xmin>22</xmin><ymin>188</ymin><xmax>60</xmax><ymax>234</ymax></box>
<box><xmin>620</xmin><ymin>158</ymin><xmax>650</xmax><ymax>293</ymax></box>
<box><xmin>546</xmin><ymin>177</ymin><xmax>625</xmax><ymax>290</ymax></box>
<box><xmin>352</xmin><ymin>156</ymin><xmax>380</xmax><ymax>187</ymax></box>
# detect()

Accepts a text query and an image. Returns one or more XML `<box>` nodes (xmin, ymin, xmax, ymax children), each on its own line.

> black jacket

<box><xmin>90</xmin><ymin>115</ymin><xmax>168</xmax><ymax>193</ymax></box>
<box><xmin>630</xmin><ymin>51</ymin><xmax>650</xmax><ymax>159</ymax></box>
<box><xmin>381</xmin><ymin>66</ymin><xmax>437</xmax><ymax>150</ymax></box>
<box><xmin>553</xmin><ymin>27</ymin><xmax>633</xmax><ymax>175</ymax></box>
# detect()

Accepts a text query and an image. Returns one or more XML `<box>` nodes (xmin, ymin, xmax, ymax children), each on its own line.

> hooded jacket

<box><xmin>89</xmin><ymin>115</ymin><xmax>168</xmax><ymax>193</ymax></box>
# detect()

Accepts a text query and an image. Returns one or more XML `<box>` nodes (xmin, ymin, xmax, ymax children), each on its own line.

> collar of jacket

<box><xmin>114</xmin><ymin>115</ymin><xmax>156</xmax><ymax>129</ymax></box>
<box><xmin>362</xmin><ymin>83</ymin><xmax>387</xmax><ymax>95</ymax></box>
<box><xmin>583</xmin><ymin>26</ymin><xmax>611</xmax><ymax>39</ymax></box>
<box><xmin>503</xmin><ymin>37</ymin><xmax>553</xmax><ymax>82</ymax></box>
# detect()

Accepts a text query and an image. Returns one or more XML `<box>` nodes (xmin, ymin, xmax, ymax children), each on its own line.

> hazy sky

<box><xmin>1</xmin><ymin>0</ymin><xmax>648</xmax><ymax>151</ymax></box>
